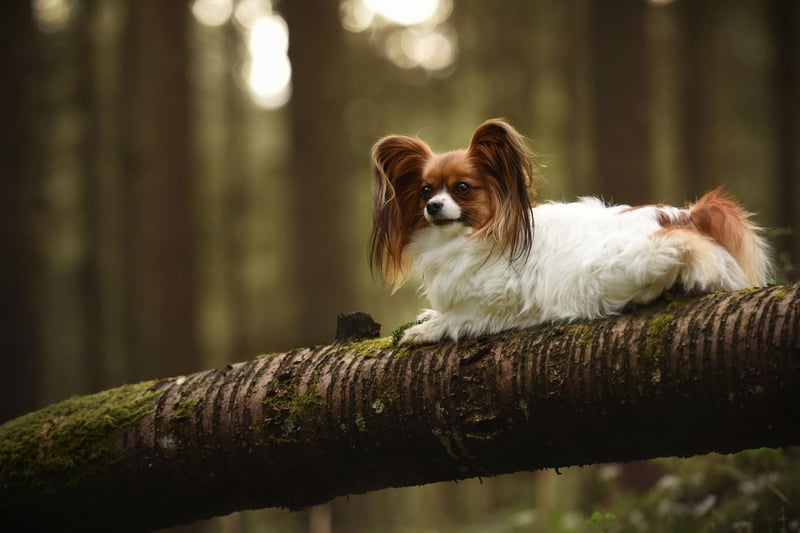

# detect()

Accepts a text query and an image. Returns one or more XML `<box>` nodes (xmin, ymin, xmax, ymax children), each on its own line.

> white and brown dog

<box><xmin>369</xmin><ymin>119</ymin><xmax>772</xmax><ymax>345</ymax></box>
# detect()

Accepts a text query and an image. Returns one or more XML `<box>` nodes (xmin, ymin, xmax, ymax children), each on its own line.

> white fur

<box><xmin>399</xmin><ymin>197</ymin><xmax>752</xmax><ymax>345</ymax></box>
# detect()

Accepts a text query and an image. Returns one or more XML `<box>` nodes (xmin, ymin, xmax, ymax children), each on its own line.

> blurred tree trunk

<box><xmin>83</xmin><ymin>0</ymin><xmax>128</xmax><ymax>391</ymax></box>
<box><xmin>0</xmin><ymin>3</ymin><xmax>40</xmax><ymax>423</ymax></box>
<box><xmin>589</xmin><ymin>0</ymin><xmax>650</xmax><ymax>204</ymax></box>
<box><xmin>282</xmin><ymin>0</ymin><xmax>358</xmax><ymax>348</ymax></box>
<box><xmin>771</xmin><ymin>0</ymin><xmax>800</xmax><ymax>280</ymax></box>
<box><xmin>2</xmin><ymin>284</ymin><xmax>798</xmax><ymax>532</ymax></box>
<box><xmin>646</xmin><ymin>2</ymin><xmax>688</xmax><ymax>204</ymax></box>
<box><xmin>121</xmin><ymin>0</ymin><xmax>197</xmax><ymax>380</ymax></box>
<box><xmin>35</xmin><ymin>0</ymin><xmax>94</xmax><ymax>408</ymax></box>
<box><xmin>681</xmin><ymin>0</ymin><xmax>777</xmax><ymax>211</ymax></box>
<box><xmin>530</xmin><ymin>0</ymin><xmax>594</xmax><ymax>197</ymax></box>
<box><xmin>681</xmin><ymin>0</ymin><xmax>714</xmax><ymax>195</ymax></box>
<box><xmin>471</xmin><ymin>1</ymin><xmax>537</xmax><ymax>126</ymax></box>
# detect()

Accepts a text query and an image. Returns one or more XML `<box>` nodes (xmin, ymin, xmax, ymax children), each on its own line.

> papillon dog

<box><xmin>369</xmin><ymin>119</ymin><xmax>772</xmax><ymax>345</ymax></box>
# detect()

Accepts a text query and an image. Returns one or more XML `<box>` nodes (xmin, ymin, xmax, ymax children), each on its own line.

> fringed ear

<box><xmin>369</xmin><ymin>134</ymin><xmax>432</xmax><ymax>290</ymax></box>
<box><xmin>468</xmin><ymin>119</ymin><xmax>535</xmax><ymax>261</ymax></box>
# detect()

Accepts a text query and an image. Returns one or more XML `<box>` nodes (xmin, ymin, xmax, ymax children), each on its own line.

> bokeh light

<box><xmin>191</xmin><ymin>0</ymin><xmax>455</xmax><ymax>108</ymax></box>
<box><xmin>191</xmin><ymin>0</ymin><xmax>291</xmax><ymax>110</ymax></box>
<box><xmin>32</xmin><ymin>0</ymin><xmax>77</xmax><ymax>33</ymax></box>
<box><xmin>339</xmin><ymin>0</ymin><xmax>375</xmax><ymax>33</ymax></box>
<box><xmin>244</xmin><ymin>14</ymin><xmax>292</xmax><ymax>109</ymax></box>
<box><xmin>340</xmin><ymin>0</ymin><xmax>457</xmax><ymax>74</ymax></box>
<box><xmin>233</xmin><ymin>0</ymin><xmax>272</xmax><ymax>29</ymax></box>
<box><xmin>365</xmin><ymin>0</ymin><xmax>440</xmax><ymax>27</ymax></box>
<box><xmin>191</xmin><ymin>0</ymin><xmax>233</xmax><ymax>27</ymax></box>
<box><xmin>399</xmin><ymin>26</ymin><xmax>457</xmax><ymax>72</ymax></box>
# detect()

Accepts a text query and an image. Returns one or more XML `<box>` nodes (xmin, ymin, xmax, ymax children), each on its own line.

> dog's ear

<box><xmin>468</xmin><ymin>119</ymin><xmax>534</xmax><ymax>260</ymax></box>
<box><xmin>369</xmin><ymin>135</ymin><xmax>432</xmax><ymax>289</ymax></box>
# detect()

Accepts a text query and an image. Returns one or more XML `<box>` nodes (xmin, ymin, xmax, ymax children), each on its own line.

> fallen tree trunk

<box><xmin>1</xmin><ymin>284</ymin><xmax>799</xmax><ymax>531</ymax></box>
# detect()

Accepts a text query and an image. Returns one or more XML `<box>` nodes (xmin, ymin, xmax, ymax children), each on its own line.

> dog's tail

<box><xmin>689</xmin><ymin>188</ymin><xmax>772</xmax><ymax>286</ymax></box>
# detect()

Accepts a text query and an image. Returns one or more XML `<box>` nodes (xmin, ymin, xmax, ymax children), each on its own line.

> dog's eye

<box><xmin>421</xmin><ymin>184</ymin><xmax>433</xmax><ymax>197</ymax></box>
<box><xmin>455</xmin><ymin>182</ymin><xmax>470</xmax><ymax>194</ymax></box>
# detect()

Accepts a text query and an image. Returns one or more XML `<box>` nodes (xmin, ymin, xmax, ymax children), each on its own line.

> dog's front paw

<box><xmin>398</xmin><ymin>323</ymin><xmax>440</xmax><ymax>345</ymax></box>
<box><xmin>398</xmin><ymin>312</ymin><xmax>445</xmax><ymax>345</ymax></box>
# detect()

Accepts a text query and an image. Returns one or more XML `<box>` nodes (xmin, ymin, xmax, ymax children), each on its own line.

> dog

<box><xmin>369</xmin><ymin>119</ymin><xmax>772</xmax><ymax>345</ymax></box>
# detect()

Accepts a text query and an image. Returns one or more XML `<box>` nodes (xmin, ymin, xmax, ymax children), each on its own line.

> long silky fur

<box><xmin>369</xmin><ymin>120</ymin><xmax>537</xmax><ymax>288</ymax></box>
<box><xmin>369</xmin><ymin>135</ymin><xmax>432</xmax><ymax>289</ymax></box>
<box><xmin>467</xmin><ymin>120</ymin><xmax>535</xmax><ymax>262</ymax></box>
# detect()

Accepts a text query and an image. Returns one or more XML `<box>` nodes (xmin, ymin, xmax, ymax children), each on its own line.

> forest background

<box><xmin>1</xmin><ymin>0</ymin><xmax>798</xmax><ymax>531</ymax></box>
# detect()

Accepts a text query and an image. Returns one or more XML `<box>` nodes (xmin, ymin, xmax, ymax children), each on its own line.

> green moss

<box><xmin>390</xmin><ymin>320</ymin><xmax>423</xmax><ymax>344</ymax></box>
<box><xmin>639</xmin><ymin>313</ymin><xmax>674</xmax><ymax>363</ymax></box>
<box><xmin>172</xmin><ymin>396</ymin><xmax>200</xmax><ymax>424</ymax></box>
<box><xmin>287</xmin><ymin>385</ymin><xmax>323</xmax><ymax>422</ymax></box>
<box><xmin>346</xmin><ymin>336</ymin><xmax>394</xmax><ymax>357</ymax></box>
<box><xmin>566</xmin><ymin>323</ymin><xmax>599</xmax><ymax>346</ymax></box>
<box><xmin>772</xmin><ymin>286</ymin><xmax>792</xmax><ymax>299</ymax></box>
<box><xmin>261</xmin><ymin>382</ymin><xmax>324</xmax><ymax>438</ymax></box>
<box><xmin>702</xmin><ymin>291</ymin><xmax>726</xmax><ymax>301</ymax></box>
<box><xmin>665</xmin><ymin>294</ymin><xmax>695</xmax><ymax>312</ymax></box>
<box><xmin>0</xmin><ymin>380</ymin><xmax>160</xmax><ymax>495</ymax></box>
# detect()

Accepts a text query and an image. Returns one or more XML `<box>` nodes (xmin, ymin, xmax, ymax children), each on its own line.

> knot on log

<box><xmin>335</xmin><ymin>311</ymin><xmax>381</xmax><ymax>343</ymax></box>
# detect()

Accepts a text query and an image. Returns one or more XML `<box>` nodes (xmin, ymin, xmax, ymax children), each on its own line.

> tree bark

<box><xmin>2</xmin><ymin>284</ymin><xmax>799</xmax><ymax>532</ymax></box>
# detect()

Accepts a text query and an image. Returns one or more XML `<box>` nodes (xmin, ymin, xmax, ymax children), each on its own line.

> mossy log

<box><xmin>2</xmin><ymin>284</ymin><xmax>799</xmax><ymax>531</ymax></box>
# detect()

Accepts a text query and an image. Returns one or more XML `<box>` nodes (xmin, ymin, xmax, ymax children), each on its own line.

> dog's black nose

<box><xmin>426</xmin><ymin>200</ymin><xmax>443</xmax><ymax>215</ymax></box>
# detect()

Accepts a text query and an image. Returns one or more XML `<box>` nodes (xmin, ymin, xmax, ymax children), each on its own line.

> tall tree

<box><xmin>120</xmin><ymin>0</ymin><xmax>197</xmax><ymax>380</ymax></box>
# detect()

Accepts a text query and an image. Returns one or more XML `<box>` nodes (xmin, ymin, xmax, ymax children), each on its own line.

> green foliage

<box><xmin>310</xmin><ymin>448</ymin><xmax>800</xmax><ymax>533</ymax></box>
<box><xmin>586</xmin><ymin>511</ymin><xmax>617</xmax><ymax>532</ymax></box>
<box><xmin>561</xmin><ymin>448</ymin><xmax>800</xmax><ymax>533</ymax></box>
